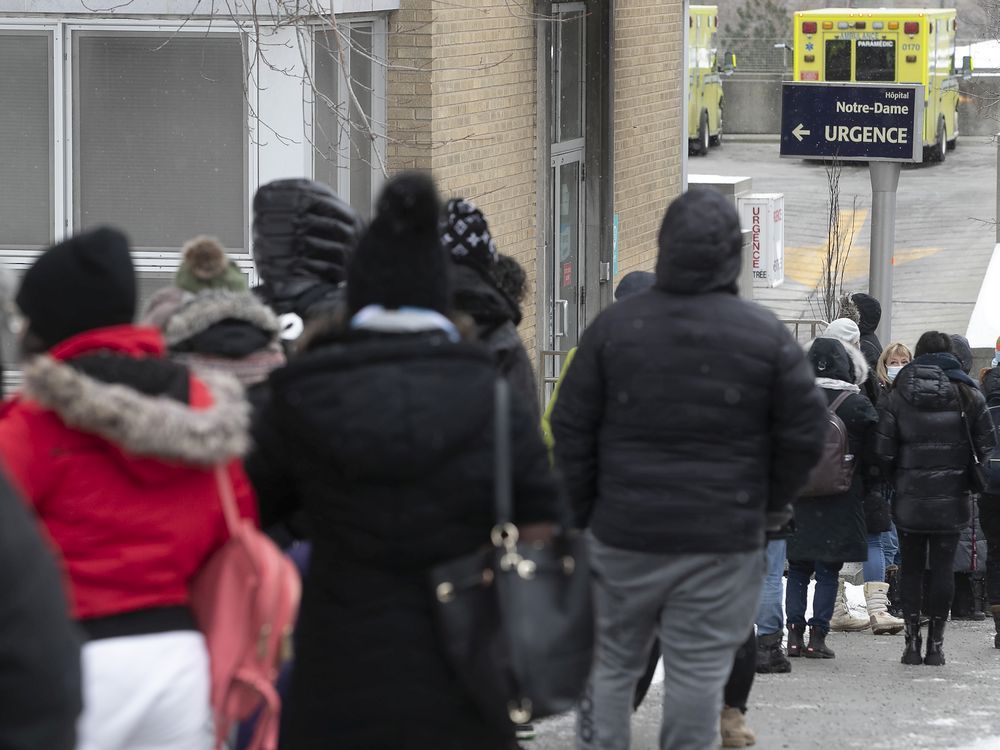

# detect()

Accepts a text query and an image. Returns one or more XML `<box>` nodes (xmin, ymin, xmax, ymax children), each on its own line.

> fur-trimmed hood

<box><xmin>807</xmin><ymin>336</ymin><xmax>870</xmax><ymax>387</ymax></box>
<box><xmin>146</xmin><ymin>290</ymin><xmax>280</xmax><ymax>348</ymax></box>
<box><xmin>22</xmin><ymin>355</ymin><xmax>250</xmax><ymax>473</ymax></box>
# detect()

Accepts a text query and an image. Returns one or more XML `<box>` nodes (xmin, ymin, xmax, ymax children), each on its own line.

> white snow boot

<box><xmin>865</xmin><ymin>582</ymin><xmax>905</xmax><ymax>635</ymax></box>
<box><xmin>829</xmin><ymin>579</ymin><xmax>870</xmax><ymax>632</ymax></box>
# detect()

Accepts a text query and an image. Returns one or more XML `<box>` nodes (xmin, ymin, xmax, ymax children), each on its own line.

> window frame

<box><xmin>307</xmin><ymin>15</ymin><xmax>388</xmax><ymax>218</ymax></box>
<box><xmin>0</xmin><ymin>18</ymin><xmax>255</xmax><ymax>279</ymax></box>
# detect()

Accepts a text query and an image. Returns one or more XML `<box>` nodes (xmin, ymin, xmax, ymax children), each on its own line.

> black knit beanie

<box><xmin>17</xmin><ymin>226</ymin><xmax>136</xmax><ymax>350</ymax></box>
<box><xmin>347</xmin><ymin>172</ymin><xmax>450</xmax><ymax>316</ymax></box>
<box><xmin>440</xmin><ymin>198</ymin><xmax>498</xmax><ymax>279</ymax></box>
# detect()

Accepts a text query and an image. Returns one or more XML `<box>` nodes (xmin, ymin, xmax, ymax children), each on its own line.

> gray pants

<box><xmin>577</xmin><ymin>535</ymin><xmax>765</xmax><ymax>750</ymax></box>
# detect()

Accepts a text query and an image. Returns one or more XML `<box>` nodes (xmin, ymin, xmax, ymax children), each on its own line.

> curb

<box><xmin>724</xmin><ymin>134</ymin><xmax>780</xmax><ymax>143</ymax></box>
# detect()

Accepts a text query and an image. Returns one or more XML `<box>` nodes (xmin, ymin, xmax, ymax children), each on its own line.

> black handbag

<box><xmin>955</xmin><ymin>384</ymin><xmax>988</xmax><ymax>494</ymax></box>
<box><xmin>428</xmin><ymin>378</ymin><xmax>594</xmax><ymax>730</ymax></box>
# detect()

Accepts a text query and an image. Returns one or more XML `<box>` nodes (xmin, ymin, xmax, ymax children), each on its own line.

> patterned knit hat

<box><xmin>440</xmin><ymin>198</ymin><xmax>498</xmax><ymax>277</ymax></box>
<box><xmin>175</xmin><ymin>236</ymin><xmax>247</xmax><ymax>294</ymax></box>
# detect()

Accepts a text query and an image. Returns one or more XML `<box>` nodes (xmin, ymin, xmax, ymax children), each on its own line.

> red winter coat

<box><xmin>0</xmin><ymin>326</ymin><xmax>258</xmax><ymax>620</ymax></box>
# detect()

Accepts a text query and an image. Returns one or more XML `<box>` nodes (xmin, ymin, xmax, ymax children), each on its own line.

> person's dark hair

<box><xmin>914</xmin><ymin>331</ymin><xmax>952</xmax><ymax>357</ymax></box>
<box><xmin>493</xmin><ymin>255</ymin><xmax>528</xmax><ymax>307</ymax></box>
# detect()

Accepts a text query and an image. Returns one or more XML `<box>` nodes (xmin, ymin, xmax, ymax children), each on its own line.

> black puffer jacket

<box><xmin>787</xmin><ymin>338</ymin><xmax>875</xmax><ymax>564</ymax></box>
<box><xmin>252</xmin><ymin>179</ymin><xmax>362</xmax><ymax>325</ymax></box>
<box><xmin>876</xmin><ymin>353</ymin><xmax>995</xmax><ymax>533</ymax></box>
<box><xmin>247</xmin><ymin>328</ymin><xmax>559</xmax><ymax>750</ymax></box>
<box><xmin>452</xmin><ymin>264</ymin><xmax>538</xmax><ymax>415</ymax></box>
<box><xmin>551</xmin><ymin>188</ymin><xmax>827</xmax><ymax>554</ymax></box>
<box><xmin>0</xmin><ymin>472</ymin><xmax>81</xmax><ymax>750</ymax></box>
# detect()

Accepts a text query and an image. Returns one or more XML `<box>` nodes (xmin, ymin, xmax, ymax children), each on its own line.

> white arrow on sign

<box><xmin>792</xmin><ymin>123</ymin><xmax>811</xmax><ymax>141</ymax></box>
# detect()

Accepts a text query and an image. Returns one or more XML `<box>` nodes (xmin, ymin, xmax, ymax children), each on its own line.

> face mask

<box><xmin>887</xmin><ymin>365</ymin><xmax>903</xmax><ymax>382</ymax></box>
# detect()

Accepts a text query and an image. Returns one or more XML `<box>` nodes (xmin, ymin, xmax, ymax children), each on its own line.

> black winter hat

<box><xmin>347</xmin><ymin>172</ymin><xmax>450</xmax><ymax>316</ymax></box>
<box><xmin>839</xmin><ymin>292</ymin><xmax>882</xmax><ymax>335</ymax></box>
<box><xmin>440</xmin><ymin>198</ymin><xmax>498</xmax><ymax>278</ymax></box>
<box><xmin>656</xmin><ymin>189</ymin><xmax>743</xmax><ymax>295</ymax></box>
<box><xmin>949</xmin><ymin>334</ymin><xmax>974</xmax><ymax>375</ymax></box>
<box><xmin>614</xmin><ymin>270</ymin><xmax>656</xmax><ymax>301</ymax></box>
<box><xmin>17</xmin><ymin>226</ymin><xmax>136</xmax><ymax>349</ymax></box>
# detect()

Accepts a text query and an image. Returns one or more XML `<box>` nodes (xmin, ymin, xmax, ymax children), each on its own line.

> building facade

<box><xmin>0</xmin><ymin>0</ymin><xmax>686</xmax><ymax>387</ymax></box>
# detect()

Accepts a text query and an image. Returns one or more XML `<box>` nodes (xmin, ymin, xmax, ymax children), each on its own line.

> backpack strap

<box><xmin>829</xmin><ymin>391</ymin><xmax>853</xmax><ymax>412</ymax></box>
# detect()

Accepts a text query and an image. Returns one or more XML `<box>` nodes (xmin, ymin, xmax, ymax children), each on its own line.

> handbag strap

<box><xmin>214</xmin><ymin>465</ymin><xmax>243</xmax><ymax>537</ymax></box>
<box><xmin>493</xmin><ymin>377</ymin><xmax>513</xmax><ymax>526</ymax></box>
<box><xmin>829</xmin><ymin>391</ymin><xmax>852</xmax><ymax>413</ymax></box>
<box><xmin>953</xmin><ymin>384</ymin><xmax>981</xmax><ymax>465</ymax></box>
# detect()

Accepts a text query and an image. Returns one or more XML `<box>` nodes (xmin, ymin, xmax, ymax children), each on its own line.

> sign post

<box><xmin>780</xmin><ymin>82</ymin><xmax>923</xmax><ymax>343</ymax></box>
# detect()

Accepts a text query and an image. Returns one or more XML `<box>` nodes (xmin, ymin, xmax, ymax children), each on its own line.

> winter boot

<box><xmin>755</xmin><ymin>631</ymin><xmax>791</xmax><ymax>674</ymax></box>
<box><xmin>786</xmin><ymin>623</ymin><xmax>805</xmax><ymax>658</ymax></box>
<box><xmin>804</xmin><ymin>626</ymin><xmax>835</xmax><ymax>659</ymax></box>
<box><xmin>951</xmin><ymin>573</ymin><xmax>983</xmax><ymax>620</ymax></box>
<box><xmin>901</xmin><ymin>616</ymin><xmax>923</xmax><ymax>666</ymax></box>
<box><xmin>720</xmin><ymin>706</ymin><xmax>756</xmax><ymax>748</ymax></box>
<box><xmin>864</xmin><ymin>582</ymin><xmax>905</xmax><ymax>635</ymax></box>
<box><xmin>829</xmin><ymin>579</ymin><xmax>870</xmax><ymax>632</ymax></box>
<box><xmin>972</xmin><ymin>576</ymin><xmax>988</xmax><ymax>620</ymax></box>
<box><xmin>885</xmin><ymin>565</ymin><xmax>903</xmax><ymax>617</ymax></box>
<box><xmin>924</xmin><ymin>617</ymin><xmax>947</xmax><ymax>666</ymax></box>
<box><xmin>992</xmin><ymin>605</ymin><xmax>1000</xmax><ymax>649</ymax></box>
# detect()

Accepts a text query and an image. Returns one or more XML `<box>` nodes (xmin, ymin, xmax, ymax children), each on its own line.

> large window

<box><xmin>0</xmin><ymin>32</ymin><xmax>52</xmax><ymax>251</ymax></box>
<box><xmin>825</xmin><ymin>39</ymin><xmax>852</xmax><ymax>81</ymax></box>
<box><xmin>73</xmin><ymin>33</ymin><xmax>246</xmax><ymax>251</ymax></box>
<box><xmin>313</xmin><ymin>21</ymin><xmax>386</xmax><ymax>218</ymax></box>
<box><xmin>856</xmin><ymin>39</ymin><xmax>896</xmax><ymax>82</ymax></box>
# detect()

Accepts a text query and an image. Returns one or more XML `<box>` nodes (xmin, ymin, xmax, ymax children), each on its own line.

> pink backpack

<box><xmin>190</xmin><ymin>466</ymin><xmax>302</xmax><ymax>750</ymax></box>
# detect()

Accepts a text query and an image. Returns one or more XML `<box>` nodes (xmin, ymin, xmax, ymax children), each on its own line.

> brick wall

<box><xmin>613</xmin><ymin>2</ymin><xmax>685</xmax><ymax>280</ymax></box>
<box><xmin>429</xmin><ymin>2</ymin><xmax>539</xmax><ymax>353</ymax></box>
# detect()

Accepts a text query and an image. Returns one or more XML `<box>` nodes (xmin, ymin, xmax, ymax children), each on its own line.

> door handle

<box><xmin>554</xmin><ymin>299</ymin><xmax>569</xmax><ymax>338</ymax></box>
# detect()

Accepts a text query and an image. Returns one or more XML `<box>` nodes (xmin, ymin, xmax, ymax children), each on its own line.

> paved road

<box><xmin>688</xmin><ymin>137</ymin><xmax>998</xmax><ymax>348</ymax></box>
<box><xmin>534</xmin><ymin>619</ymin><xmax>1000</xmax><ymax>749</ymax></box>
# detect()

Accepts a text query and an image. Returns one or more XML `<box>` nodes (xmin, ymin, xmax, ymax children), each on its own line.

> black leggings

<box><xmin>723</xmin><ymin>629</ymin><xmax>757</xmax><ymax>713</ymax></box>
<box><xmin>899</xmin><ymin>531</ymin><xmax>961</xmax><ymax>619</ymax></box>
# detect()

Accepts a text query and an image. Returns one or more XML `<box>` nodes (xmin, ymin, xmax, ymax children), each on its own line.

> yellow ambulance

<box><xmin>792</xmin><ymin>8</ymin><xmax>962</xmax><ymax>162</ymax></box>
<box><xmin>689</xmin><ymin>4</ymin><xmax>726</xmax><ymax>156</ymax></box>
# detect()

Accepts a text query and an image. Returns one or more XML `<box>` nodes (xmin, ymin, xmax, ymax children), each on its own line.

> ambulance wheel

<box><xmin>933</xmin><ymin>118</ymin><xmax>947</xmax><ymax>163</ymax></box>
<box><xmin>693</xmin><ymin>112</ymin><xmax>710</xmax><ymax>156</ymax></box>
<box><xmin>710</xmin><ymin>105</ymin><xmax>723</xmax><ymax>147</ymax></box>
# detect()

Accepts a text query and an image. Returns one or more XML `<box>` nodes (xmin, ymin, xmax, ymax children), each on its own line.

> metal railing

<box><xmin>782</xmin><ymin>318</ymin><xmax>828</xmax><ymax>343</ymax></box>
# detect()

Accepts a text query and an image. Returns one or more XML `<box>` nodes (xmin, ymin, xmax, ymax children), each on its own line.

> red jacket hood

<box><xmin>49</xmin><ymin>325</ymin><xmax>166</xmax><ymax>362</ymax></box>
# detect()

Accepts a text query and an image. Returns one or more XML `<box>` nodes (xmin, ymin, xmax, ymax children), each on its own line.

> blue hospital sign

<box><xmin>780</xmin><ymin>82</ymin><xmax>924</xmax><ymax>162</ymax></box>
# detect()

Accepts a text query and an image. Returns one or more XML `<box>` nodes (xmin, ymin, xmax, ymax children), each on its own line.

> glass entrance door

<box><xmin>551</xmin><ymin>151</ymin><xmax>584</xmax><ymax>356</ymax></box>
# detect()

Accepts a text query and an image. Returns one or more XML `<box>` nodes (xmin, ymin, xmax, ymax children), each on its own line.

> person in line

<box><xmin>442</xmin><ymin>198</ymin><xmax>539</xmax><ymax>414</ymax></box>
<box><xmin>875</xmin><ymin>342</ymin><xmax>913</xmax><ymax>616</ymax></box>
<box><xmin>820</xmin><ymin>320</ymin><xmax>904</xmax><ymax>636</ymax></box>
<box><xmin>143</xmin><ymin>235</ymin><xmax>285</xmax><ymax>408</ymax></box>
<box><xmin>949</xmin><ymin>334</ymin><xmax>989</xmax><ymax>621</ymax></box>
<box><xmin>785</xmin><ymin>338</ymin><xmax>880</xmax><ymax>659</ymax></box>
<box><xmin>0</xmin><ymin>469</ymin><xmax>81</xmax><ymax>750</ymax></box>
<box><xmin>979</xmin><ymin>364</ymin><xmax>1000</xmax><ymax>646</ymax></box>
<box><xmin>0</xmin><ymin>227</ymin><xmax>258</xmax><ymax>750</ymax></box>
<box><xmin>839</xmin><ymin>291</ymin><xmax>883</xmax><ymax>370</ymax></box>
<box><xmin>252</xmin><ymin>178</ymin><xmax>363</xmax><ymax>346</ymax></box>
<box><xmin>876</xmin><ymin>331</ymin><xmax>995</xmax><ymax>666</ymax></box>
<box><xmin>247</xmin><ymin>173</ymin><xmax>561</xmax><ymax>750</ymax></box>
<box><xmin>552</xmin><ymin>189</ymin><xmax>826</xmax><ymax>750</ymax></box>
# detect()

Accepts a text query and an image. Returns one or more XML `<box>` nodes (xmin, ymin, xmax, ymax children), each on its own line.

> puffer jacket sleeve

<box><xmin>966</xmin><ymin>386</ymin><xmax>996</xmax><ymax>463</ymax></box>
<box><xmin>550</xmin><ymin>318</ymin><xmax>606</xmax><ymax>528</ymax></box>
<box><xmin>246</xmin><ymin>397</ymin><xmax>302</xmax><ymax>531</ymax></box>
<box><xmin>875</xmin><ymin>392</ymin><xmax>900</xmax><ymax>476</ymax></box>
<box><xmin>768</xmin><ymin>323</ymin><xmax>827</xmax><ymax>513</ymax></box>
<box><xmin>0</xmin><ymin>472</ymin><xmax>81</xmax><ymax>750</ymax></box>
